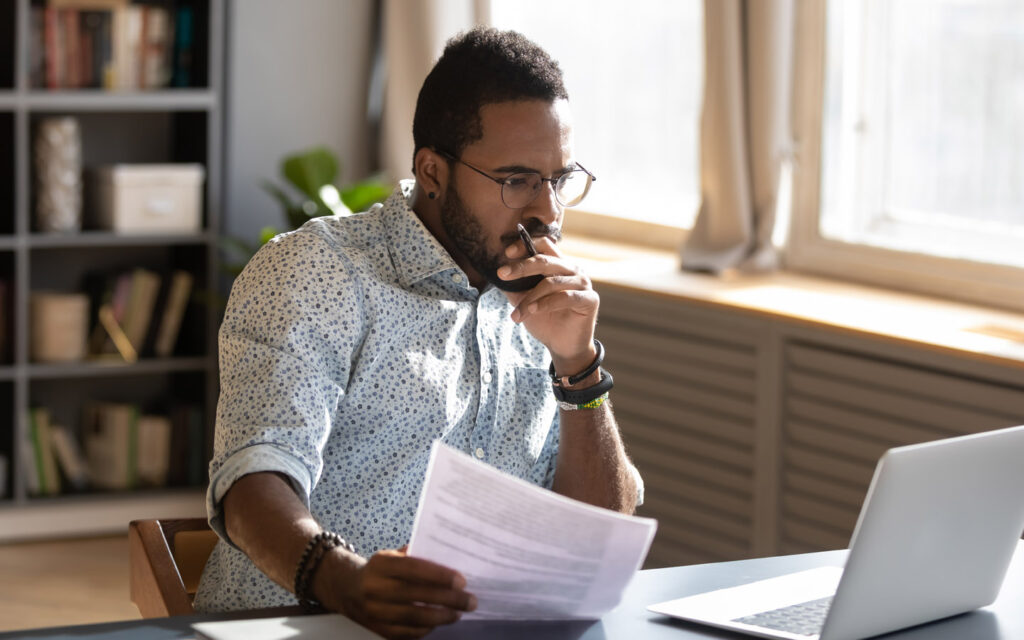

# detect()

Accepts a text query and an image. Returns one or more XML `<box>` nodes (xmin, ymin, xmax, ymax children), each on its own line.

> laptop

<box><xmin>648</xmin><ymin>424</ymin><xmax>1024</xmax><ymax>640</ymax></box>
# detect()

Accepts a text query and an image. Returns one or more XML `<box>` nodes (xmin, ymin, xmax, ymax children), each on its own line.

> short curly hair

<box><xmin>412</xmin><ymin>27</ymin><xmax>568</xmax><ymax>172</ymax></box>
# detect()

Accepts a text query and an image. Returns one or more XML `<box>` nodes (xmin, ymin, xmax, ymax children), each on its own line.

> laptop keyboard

<box><xmin>732</xmin><ymin>595</ymin><xmax>834</xmax><ymax>637</ymax></box>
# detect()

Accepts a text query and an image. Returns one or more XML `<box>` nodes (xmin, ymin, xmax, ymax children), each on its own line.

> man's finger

<box><xmin>369</xmin><ymin>553</ymin><xmax>467</xmax><ymax>588</ymax></box>
<box><xmin>512</xmin><ymin>276</ymin><xmax>595</xmax><ymax>316</ymax></box>
<box><xmin>363</xmin><ymin>600</ymin><xmax>463</xmax><ymax>628</ymax></box>
<box><xmin>497</xmin><ymin>255</ymin><xmax>577</xmax><ymax>281</ymax></box>
<box><xmin>371</xmin><ymin>580</ymin><xmax>477</xmax><ymax>611</ymax></box>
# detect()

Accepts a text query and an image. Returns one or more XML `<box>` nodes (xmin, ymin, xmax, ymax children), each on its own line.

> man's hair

<box><xmin>412</xmin><ymin>27</ymin><xmax>568</xmax><ymax>171</ymax></box>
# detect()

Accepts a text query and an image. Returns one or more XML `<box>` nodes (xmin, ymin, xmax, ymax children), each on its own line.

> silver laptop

<box><xmin>648</xmin><ymin>424</ymin><xmax>1024</xmax><ymax>640</ymax></box>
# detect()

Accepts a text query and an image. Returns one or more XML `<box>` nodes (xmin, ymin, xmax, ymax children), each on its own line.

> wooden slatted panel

<box><xmin>780</xmin><ymin>341</ymin><xmax>1024</xmax><ymax>553</ymax></box>
<box><xmin>596</xmin><ymin>285</ymin><xmax>761</xmax><ymax>567</ymax></box>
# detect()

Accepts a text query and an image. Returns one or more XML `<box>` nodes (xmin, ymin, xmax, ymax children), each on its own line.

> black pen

<box><xmin>516</xmin><ymin>223</ymin><xmax>538</xmax><ymax>257</ymax></box>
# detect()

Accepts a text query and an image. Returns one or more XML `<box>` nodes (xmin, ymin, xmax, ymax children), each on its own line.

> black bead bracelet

<box><xmin>294</xmin><ymin>531</ymin><xmax>356</xmax><ymax>612</ymax></box>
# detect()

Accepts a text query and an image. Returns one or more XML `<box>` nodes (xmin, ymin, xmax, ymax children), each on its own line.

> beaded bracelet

<box><xmin>294</xmin><ymin>531</ymin><xmax>356</xmax><ymax>612</ymax></box>
<box><xmin>557</xmin><ymin>391</ymin><xmax>610</xmax><ymax>411</ymax></box>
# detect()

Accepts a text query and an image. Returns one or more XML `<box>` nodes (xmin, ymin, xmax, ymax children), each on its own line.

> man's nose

<box><xmin>528</xmin><ymin>181</ymin><xmax>561</xmax><ymax>225</ymax></box>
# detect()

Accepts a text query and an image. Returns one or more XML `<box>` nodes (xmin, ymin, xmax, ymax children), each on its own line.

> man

<box><xmin>195</xmin><ymin>27</ymin><xmax>641</xmax><ymax>639</ymax></box>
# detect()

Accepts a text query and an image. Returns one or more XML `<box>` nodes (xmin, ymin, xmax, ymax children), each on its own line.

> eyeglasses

<box><xmin>438</xmin><ymin>150</ymin><xmax>596</xmax><ymax>209</ymax></box>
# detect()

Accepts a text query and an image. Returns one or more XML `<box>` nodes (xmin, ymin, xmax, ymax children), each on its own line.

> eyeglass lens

<box><xmin>502</xmin><ymin>171</ymin><xmax>592</xmax><ymax>209</ymax></box>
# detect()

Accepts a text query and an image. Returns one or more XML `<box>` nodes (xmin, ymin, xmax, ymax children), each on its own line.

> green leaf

<box><xmin>259</xmin><ymin>226</ymin><xmax>280</xmax><ymax>245</ymax></box>
<box><xmin>341</xmin><ymin>178</ymin><xmax>393</xmax><ymax>212</ymax></box>
<box><xmin>282</xmin><ymin>147</ymin><xmax>339</xmax><ymax>202</ymax></box>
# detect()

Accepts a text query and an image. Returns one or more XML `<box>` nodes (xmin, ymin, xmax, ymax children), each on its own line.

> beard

<box><xmin>439</xmin><ymin>182</ymin><xmax>557</xmax><ymax>292</ymax></box>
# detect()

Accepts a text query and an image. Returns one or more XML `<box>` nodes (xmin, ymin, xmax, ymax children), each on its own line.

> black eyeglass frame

<box><xmin>437</xmin><ymin>149</ymin><xmax>596</xmax><ymax>209</ymax></box>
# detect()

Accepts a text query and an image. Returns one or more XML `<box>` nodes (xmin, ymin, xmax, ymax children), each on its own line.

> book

<box><xmin>171</xmin><ymin>5</ymin><xmax>193</xmax><ymax>87</ymax></box>
<box><xmin>63</xmin><ymin>9</ymin><xmax>81</xmax><ymax>89</ymax></box>
<box><xmin>32</xmin><ymin>1</ymin><xmax>178</xmax><ymax>90</ymax></box>
<box><xmin>137</xmin><ymin>414</ymin><xmax>172</xmax><ymax>487</ymax></box>
<box><xmin>48</xmin><ymin>0</ymin><xmax>128</xmax><ymax>8</ymax></box>
<box><xmin>80</xmin><ymin>10</ymin><xmax>113</xmax><ymax>88</ymax></box>
<box><xmin>142</xmin><ymin>7</ymin><xmax>174</xmax><ymax>89</ymax></box>
<box><xmin>29</xmin><ymin>8</ymin><xmax>45</xmax><ymax>88</ymax></box>
<box><xmin>121</xmin><ymin>5</ymin><xmax>144</xmax><ymax>90</ymax></box>
<box><xmin>154</xmin><ymin>270</ymin><xmax>193</xmax><ymax>358</ymax></box>
<box><xmin>43</xmin><ymin>7</ymin><xmax>61</xmax><ymax>89</ymax></box>
<box><xmin>19</xmin><ymin>436</ymin><xmax>40</xmax><ymax>496</ymax></box>
<box><xmin>84</xmin><ymin>402</ymin><xmax>139</xmax><ymax>490</ymax></box>
<box><xmin>50</xmin><ymin>424</ymin><xmax>91</xmax><ymax>491</ymax></box>
<box><xmin>29</xmin><ymin>408</ymin><xmax>61</xmax><ymax>496</ymax></box>
<box><xmin>85</xmin><ymin>270</ymin><xmax>133</xmax><ymax>358</ymax></box>
<box><xmin>121</xmin><ymin>268</ymin><xmax>161</xmax><ymax>355</ymax></box>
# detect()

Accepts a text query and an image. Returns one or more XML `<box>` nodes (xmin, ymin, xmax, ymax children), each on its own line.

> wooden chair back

<box><xmin>128</xmin><ymin>518</ymin><xmax>219</xmax><ymax>617</ymax></box>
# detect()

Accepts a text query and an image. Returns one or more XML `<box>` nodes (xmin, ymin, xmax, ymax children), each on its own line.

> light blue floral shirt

<box><xmin>194</xmin><ymin>181</ymin><xmax>563</xmax><ymax>611</ymax></box>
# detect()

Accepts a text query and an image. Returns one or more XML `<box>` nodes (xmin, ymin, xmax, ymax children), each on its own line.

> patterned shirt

<box><xmin>194</xmin><ymin>181</ymin><xmax>563</xmax><ymax>611</ymax></box>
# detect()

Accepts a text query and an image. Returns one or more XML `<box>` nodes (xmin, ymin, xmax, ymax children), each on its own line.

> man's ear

<box><xmin>414</xmin><ymin>148</ymin><xmax>450</xmax><ymax>197</ymax></box>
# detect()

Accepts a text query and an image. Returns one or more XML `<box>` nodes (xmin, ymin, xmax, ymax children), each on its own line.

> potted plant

<box><xmin>223</xmin><ymin>146</ymin><xmax>392</xmax><ymax>276</ymax></box>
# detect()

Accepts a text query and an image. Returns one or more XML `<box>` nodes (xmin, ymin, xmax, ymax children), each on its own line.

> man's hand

<box><xmin>223</xmin><ymin>473</ymin><xmax>476</xmax><ymax>640</ymax></box>
<box><xmin>497</xmin><ymin>236</ymin><xmax>599</xmax><ymax>376</ymax></box>
<box><xmin>317</xmin><ymin>547</ymin><xmax>477</xmax><ymax>640</ymax></box>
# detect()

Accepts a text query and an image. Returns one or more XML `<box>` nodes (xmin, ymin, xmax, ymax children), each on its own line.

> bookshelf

<box><xmin>0</xmin><ymin>0</ymin><xmax>223</xmax><ymax>540</ymax></box>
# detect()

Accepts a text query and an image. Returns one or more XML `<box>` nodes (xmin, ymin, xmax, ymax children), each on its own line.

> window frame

<box><xmin>485</xmin><ymin>0</ymin><xmax>702</xmax><ymax>247</ymax></box>
<box><xmin>787</xmin><ymin>0</ymin><xmax>1024</xmax><ymax>313</ymax></box>
<box><xmin>562</xmin><ymin>207</ymin><xmax>688</xmax><ymax>251</ymax></box>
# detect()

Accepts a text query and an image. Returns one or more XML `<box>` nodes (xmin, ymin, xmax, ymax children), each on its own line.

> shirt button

<box><xmin>475</xmin><ymin>447</ymin><xmax>485</xmax><ymax>459</ymax></box>
<box><xmin>451</xmin><ymin>272</ymin><xmax>462</xmax><ymax>283</ymax></box>
<box><xmin>482</xmin><ymin>371</ymin><xmax>492</xmax><ymax>384</ymax></box>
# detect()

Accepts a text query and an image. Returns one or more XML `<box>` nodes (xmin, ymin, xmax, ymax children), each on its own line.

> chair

<box><xmin>129</xmin><ymin>518</ymin><xmax>219</xmax><ymax>617</ymax></box>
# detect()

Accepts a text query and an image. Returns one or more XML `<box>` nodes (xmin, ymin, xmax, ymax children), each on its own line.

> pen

<box><xmin>516</xmin><ymin>223</ymin><xmax>538</xmax><ymax>257</ymax></box>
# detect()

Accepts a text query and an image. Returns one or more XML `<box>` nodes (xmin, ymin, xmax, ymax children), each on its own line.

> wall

<box><xmin>224</xmin><ymin>0</ymin><xmax>377</xmax><ymax>246</ymax></box>
<box><xmin>596</xmin><ymin>283</ymin><xmax>1024</xmax><ymax>568</ymax></box>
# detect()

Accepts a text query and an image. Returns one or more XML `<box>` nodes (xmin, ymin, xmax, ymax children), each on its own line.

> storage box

<box><xmin>30</xmin><ymin>291</ymin><xmax>90</xmax><ymax>362</ymax></box>
<box><xmin>91</xmin><ymin>164</ymin><xmax>204</xmax><ymax>233</ymax></box>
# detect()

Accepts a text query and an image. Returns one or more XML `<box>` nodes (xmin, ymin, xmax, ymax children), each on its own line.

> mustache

<box><xmin>503</xmin><ymin>223</ymin><xmax>562</xmax><ymax>246</ymax></box>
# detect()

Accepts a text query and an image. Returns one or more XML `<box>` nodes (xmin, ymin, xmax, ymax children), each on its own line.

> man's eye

<box><xmin>505</xmin><ymin>175</ymin><xmax>535</xmax><ymax>188</ymax></box>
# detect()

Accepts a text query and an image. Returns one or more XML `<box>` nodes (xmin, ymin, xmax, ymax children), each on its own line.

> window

<box><xmin>791</xmin><ymin>0</ymin><xmax>1024</xmax><ymax>310</ymax></box>
<box><xmin>489</xmin><ymin>0</ymin><xmax>703</xmax><ymax>230</ymax></box>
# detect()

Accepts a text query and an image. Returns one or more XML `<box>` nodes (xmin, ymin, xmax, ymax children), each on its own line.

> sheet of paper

<box><xmin>193</xmin><ymin>614</ymin><xmax>383</xmax><ymax>640</ymax></box>
<box><xmin>407</xmin><ymin>441</ymin><xmax>657</xmax><ymax>620</ymax></box>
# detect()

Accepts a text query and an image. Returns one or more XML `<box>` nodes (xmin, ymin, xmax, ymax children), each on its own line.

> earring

<box><xmin>428</xmin><ymin>192</ymin><xmax>436</xmax><ymax>200</ymax></box>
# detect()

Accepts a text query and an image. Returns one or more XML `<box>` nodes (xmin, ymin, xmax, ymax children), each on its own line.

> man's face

<box><xmin>438</xmin><ymin>99</ymin><xmax>575</xmax><ymax>291</ymax></box>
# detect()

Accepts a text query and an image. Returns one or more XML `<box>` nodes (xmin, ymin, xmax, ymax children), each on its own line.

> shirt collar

<box><xmin>382</xmin><ymin>180</ymin><xmax>463</xmax><ymax>287</ymax></box>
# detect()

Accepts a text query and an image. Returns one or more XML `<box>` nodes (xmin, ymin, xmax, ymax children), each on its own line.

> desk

<box><xmin>7</xmin><ymin>541</ymin><xmax>1023</xmax><ymax>639</ymax></box>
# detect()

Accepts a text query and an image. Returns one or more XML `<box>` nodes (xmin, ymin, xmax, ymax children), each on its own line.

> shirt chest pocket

<box><xmin>511</xmin><ymin>366</ymin><xmax>559</xmax><ymax>464</ymax></box>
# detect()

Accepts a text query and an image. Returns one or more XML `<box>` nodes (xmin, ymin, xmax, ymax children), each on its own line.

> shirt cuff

<box><xmin>206</xmin><ymin>443</ymin><xmax>313</xmax><ymax>549</ymax></box>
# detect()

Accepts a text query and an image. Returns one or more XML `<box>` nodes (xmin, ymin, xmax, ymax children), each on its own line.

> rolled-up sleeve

<box><xmin>206</xmin><ymin>230</ymin><xmax>362</xmax><ymax>546</ymax></box>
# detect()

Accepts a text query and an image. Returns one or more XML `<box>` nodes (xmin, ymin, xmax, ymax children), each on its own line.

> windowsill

<box><xmin>562</xmin><ymin>208</ymin><xmax>688</xmax><ymax>251</ymax></box>
<box><xmin>563</xmin><ymin>234</ymin><xmax>1024</xmax><ymax>369</ymax></box>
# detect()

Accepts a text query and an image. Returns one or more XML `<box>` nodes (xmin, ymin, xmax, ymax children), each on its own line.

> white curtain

<box><xmin>680</xmin><ymin>0</ymin><xmax>795</xmax><ymax>273</ymax></box>
<box><xmin>379</xmin><ymin>0</ymin><xmax>491</xmax><ymax>183</ymax></box>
